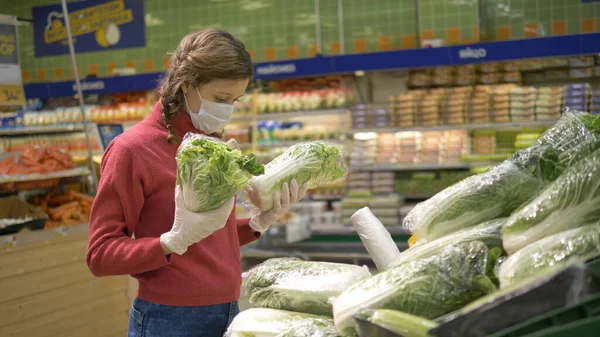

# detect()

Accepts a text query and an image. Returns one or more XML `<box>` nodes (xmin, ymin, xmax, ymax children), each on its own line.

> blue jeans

<box><xmin>127</xmin><ymin>298</ymin><xmax>239</xmax><ymax>337</ymax></box>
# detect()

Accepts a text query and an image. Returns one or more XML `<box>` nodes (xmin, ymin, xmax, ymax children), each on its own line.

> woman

<box><xmin>86</xmin><ymin>29</ymin><xmax>308</xmax><ymax>337</ymax></box>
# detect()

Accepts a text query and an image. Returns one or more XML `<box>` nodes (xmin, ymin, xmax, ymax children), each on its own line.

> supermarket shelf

<box><xmin>348</xmin><ymin>120</ymin><xmax>557</xmax><ymax>134</ymax></box>
<box><xmin>0</xmin><ymin>222</ymin><xmax>88</xmax><ymax>247</ymax></box>
<box><xmin>256</xmin><ymin>139</ymin><xmax>347</xmax><ymax>148</ymax></box>
<box><xmin>311</xmin><ymin>225</ymin><xmax>408</xmax><ymax>236</ymax></box>
<box><xmin>256</xmin><ymin>108</ymin><xmax>348</xmax><ymax>120</ymax></box>
<box><xmin>0</xmin><ymin>125</ymin><xmax>85</xmax><ymax>136</ymax></box>
<box><xmin>231</xmin><ymin>109</ymin><xmax>348</xmax><ymax>122</ymax></box>
<box><xmin>398</xmin><ymin>193</ymin><xmax>436</xmax><ymax>199</ymax></box>
<box><xmin>350</xmin><ymin>162</ymin><xmax>472</xmax><ymax>171</ymax></box>
<box><xmin>308</xmin><ymin>194</ymin><xmax>345</xmax><ymax>201</ymax></box>
<box><xmin>0</xmin><ymin>167</ymin><xmax>91</xmax><ymax>183</ymax></box>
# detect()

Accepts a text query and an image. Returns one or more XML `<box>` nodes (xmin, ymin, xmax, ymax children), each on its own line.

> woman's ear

<box><xmin>181</xmin><ymin>84</ymin><xmax>188</xmax><ymax>94</ymax></box>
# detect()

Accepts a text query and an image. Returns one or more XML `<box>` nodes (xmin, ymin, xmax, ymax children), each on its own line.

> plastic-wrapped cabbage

<box><xmin>246</xmin><ymin>141</ymin><xmax>346</xmax><ymax>212</ymax></box>
<box><xmin>389</xmin><ymin>218</ymin><xmax>505</xmax><ymax>268</ymax></box>
<box><xmin>503</xmin><ymin>148</ymin><xmax>600</xmax><ymax>254</ymax></box>
<box><xmin>499</xmin><ymin>221</ymin><xmax>600</xmax><ymax>287</ymax></box>
<box><xmin>403</xmin><ymin>161</ymin><xmax>544</xmax><ymax>242</ymax></box>
<box><xmin>176</xmin><ymin>133</ymin><xmax>264</xmax><ymax>212</ymax></box>
<box><xmin>355</xmin><ymin>309</ymin><xmax>437</xmax><ymax>337</ymax></box>
<box><xmin>403</xmin><ymin>112</ymin><xmax>600</xmax><ymax>242</ymax></box>
<box><xmin>332</xmin><ymin>241</ymin><xmax>497</xmax><ymax>336</ymax></box>
<box><xmin>226</xmin><ymin>308</ymin><xmax>341</xmax><ymax>337</ymax></box>
<box><xmin>242</xmin><ymin>258</ymin><xmax>371</xmax><ymax>316</ymax></box>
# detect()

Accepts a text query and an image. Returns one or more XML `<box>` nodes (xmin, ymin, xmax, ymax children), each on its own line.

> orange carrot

<box><xmin>68</xmin><ymin>190</ymin><xmax>95</xmax><ymax>204</ymax></box>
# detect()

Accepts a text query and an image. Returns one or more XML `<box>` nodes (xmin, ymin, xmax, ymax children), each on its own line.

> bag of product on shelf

<box><xmin>403</xmin><ymin>111</ymin><xmax>600</xmax><ymax>243</ymax></box>
<box><xmin>242</xmin><ymin>258</ymin><xmax>370</xmax><ymax>316</ymax></box>
<box><xmin>176</xmin><ymin>133</ymin><xmax>264</xmax><ymax>212</ymax></box>
<box><xmin>245</xmin><ymin>141</ymin><xmax>347</xmax><ymax>213</ymax></box>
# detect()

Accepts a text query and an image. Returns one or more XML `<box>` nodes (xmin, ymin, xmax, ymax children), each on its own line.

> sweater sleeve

<box><xmin>236</xmin><ymin>217</ymin><xmax>260</xmax><ymax>246</ymax></box>
<box><xmin>86</xmin><ymin>139</ymin><xmax>170</xmax><ymax>277</ymax></box>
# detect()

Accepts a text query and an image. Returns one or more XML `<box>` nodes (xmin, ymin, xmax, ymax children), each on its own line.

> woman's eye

<box><xmin>216</xmin><ymin>97</ymin><xmax>228</xmax><ymax>103</ymax></box>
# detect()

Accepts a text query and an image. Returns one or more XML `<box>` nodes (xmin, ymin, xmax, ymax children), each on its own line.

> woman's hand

<box><xmin>249</xmin><ymin>179</ymin><xmax>309</xmax><ymax>233</ymax></box>
<box><xmin>160</xmin><ymin>186</ymin><xmax>235</xmax><ymax>255</ymax></box>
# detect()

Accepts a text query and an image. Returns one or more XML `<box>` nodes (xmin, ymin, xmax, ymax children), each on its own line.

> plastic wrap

<box><xmin>351</xmin><ymin>207</ymin><xmax>401</xmax><ymax>271</ymax></box>
<box><xmin>432</xmin><ymin>262</ymin><xmax>600</xmax><ymax>337</ymax></box>
<box><xmin>503</xmin><ymin>148</ymin><xmax>600</xmax><ymax>254</ymax></box>
<box><xmin>354</xmin><ymin>309</ymin><xmax>437</xmax><ymax>337</ymax></box>
<box><xmin>332</xmin><ymin>241</ymin><xmax>497</xmax><ymax>336</ymax></box>
<box><xmin>499</xmin><ymin>221</ymin><xmax>600</xmax><ymax>287</ymax></box>
<box><xmin>225</xmin><ymin>308</ymin><xmax>340</xmax><ymax>337</ymax></box>
<box><xmin>389</xmin><ymin>218</ymin><xmax>505</xmax><ymax>269</ymax></box>
<box><xmin>403</xmin><ymin>161</ymin><xmax>544</xmax><ymax>242</ymax></box>
<box><xmin>246</xmin><ymin>141</ymin><xmax>347</xmax><ymax>213</ymax></box>
<box><xmin>242</xmin><ymin>258</ymin><xmax>370</xmax><ymax>316</ymax></box>
<box><xmin>176</xmin><ymin>133</ymin><xmax>264</xmax><ymax>212</ymax></box>
<box><xmin>403</xmin><ymin>111</ymin><xmax>600</xmax><ymax>242</ymax></box>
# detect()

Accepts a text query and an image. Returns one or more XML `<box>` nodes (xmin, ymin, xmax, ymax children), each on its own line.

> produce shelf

<box><xmin>233</xmin><ymin>108</ymin><xmax>348</xmax><ymax>122</ymax></box>
<box><xmin>0</xmin><ymin>167</ymin><xmax>91</xmax><ymax>183</ymax></box>
<box><xmin>0</xmin><ymin>222</ymin><xmax>88</xmax><ymax>247</ymax></box>
<box><xmin>0</xmin><ymin>125</ymin><xmax>85</xmax><ymax>136</ymax></box>
<box><xmin>348</xmin><ymin>120</ymin><xmax>557</xmax><ymax>135</ymax></box>
<box><xmin>350</xmin><ymin>163</ymin><xmax>474</xmax><ymax>172</ymax></box>
<box><xmin>256</xmin><ymin>139</ymin><xmax>347</xmax><ymax>148</ymax></box>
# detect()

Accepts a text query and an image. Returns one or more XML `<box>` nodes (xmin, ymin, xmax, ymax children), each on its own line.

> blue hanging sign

<box><xmin>32</xmin><ymin>0</ymin><xmax>145</xmax><ymax>57</ymax></box>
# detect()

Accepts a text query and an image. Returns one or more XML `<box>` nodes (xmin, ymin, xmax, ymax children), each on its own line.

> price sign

<box><xmin>0</xmin><ymin>84</ymin><xmax>25</xmax><ymax>106</ymax></box>
<box><xmin>0</xmin><ymin>15</ymin><xmax>25</xmax><ymax>106</ymax></box>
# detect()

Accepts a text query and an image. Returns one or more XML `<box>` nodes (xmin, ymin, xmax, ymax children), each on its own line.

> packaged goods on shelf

<box><xmin>255</xmin><ymin>88</ymin><xmax>352</xmax><ymax>114</ymax></box>
<box><xmin>224</xmin><ymin>127</ymin><xmax>250</xmax><ymax>146</ymax></box>
<box><xmin>472</xmin><ymin>130</ymin><xmax>496</xmax><ymax>155</ymax></box>
<box><xmin>0</xmin><ymin>146</ymin><xmax>78</xmax><ymax>191</ymax></box>
<box><xmin>351</xmin><ymin>105</ymin><xmax>392</xmax><ymax>129</ymax></box>
<box><xmin>341</xmin><ymin>190</ymin><xmax>372</xmax><ymax>226</ymax></box>
<box><xmin>371</xmin><ymin>171</ymin><xmax>395</xmax><ymax>195</ymax></box>
<box><xmin>1</xmin><ymin>132</ymin><xmax>102</xmax><ymax>153</ymax></box>
<box><xmin>509</xmin><ymin>86</ymin><xmax>537</xmax><ymax>122</ymax></box>
<box><xmin>397</xmin><ymin>132</ymin><xmax>421</xmax><ymax>164</ymax></box>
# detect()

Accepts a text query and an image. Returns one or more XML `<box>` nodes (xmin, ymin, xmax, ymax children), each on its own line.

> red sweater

<box><xmin>86</xmin><ymin>103</ymin><xmax>260</xmax><ymax>306</ymax></box>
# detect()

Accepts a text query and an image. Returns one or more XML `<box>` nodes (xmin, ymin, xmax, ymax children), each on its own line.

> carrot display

<box><xmin>28</xmin><ymin>189</ymin><xmax>94</xmax><ymax>229</ymax></box>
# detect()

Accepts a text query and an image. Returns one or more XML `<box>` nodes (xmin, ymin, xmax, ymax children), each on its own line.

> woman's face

<box><xmin>183</xmin><ymin>78</ymin><xmax>249</xmax><ymax>113</ymax></box>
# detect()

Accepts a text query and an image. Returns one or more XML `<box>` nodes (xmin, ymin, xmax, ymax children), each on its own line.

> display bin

<box><xmin>0</xmin><ymin>196</ymin><xmax>47</xmax><ymax>235</ymax></box>
<box><xmin>487</xmin><ymin>258</ymin><xmax>600</xmax><ymax>337</ymax></box>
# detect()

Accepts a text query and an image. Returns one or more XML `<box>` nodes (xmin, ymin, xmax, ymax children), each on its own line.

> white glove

<box><xmin>249</xmin><ymin>179</ymin><xmax>309</xmax><ymax>233</ymax></box>
<box><xmin>160</xmin><ymin>186</ymin><xmax>235</xmax><ymax>255</ymax></box>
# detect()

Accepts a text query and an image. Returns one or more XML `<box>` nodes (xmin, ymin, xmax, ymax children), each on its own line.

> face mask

<box><xmin>183</xmin><ymin>87</ymin><xmax>235</xmax><ymax>133</ymax></box>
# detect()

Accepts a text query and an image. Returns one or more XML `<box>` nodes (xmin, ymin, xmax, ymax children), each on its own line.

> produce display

<box><xmin>0</xmin><ymin>147</ymin><xmax>78</xmax><ymax>190</ymax></box>
<box><xmin>246</xmin><ymin>141</ymin><xmax>346</xmax><ymax>212</ymax></box>
<box><xmin>355</xmin><ymin>309</ymin><xmax>437</xmax><ymax>337</ymax></box>
<box><xmin>242</xmin><ymin>258</ymin><xmax>370</xmax><ymax>316</ymax></box>
<box><xmin>499</xmin><ymin>222</ymin><xmax>600</xmax><ymax>287</ymax></box>
<box><xmin>502</xmin><ymin>148</ymin><xmax>600</xmax><ymax>254</ymax></box>
<box><xmin>176</xmin><ymin>133</ymin><xmax>264</xmax><ymax>212</ymax></box>
<box><xmin>225</xmin><ymin>308</ymin><xmax>340</xmax><ymax>337</ymax></box>
<box><xmin>403</xmin><ymin>112</ymin><xmax>600</xmax><ymax>243</ymax></box>
<box><xmin>389</xmin><ymin>218</ymin><xmax>505</xmax><ymax>269</ymax></box>
<box><xmin>332</xmin><ymin>241</ymin><xmax>497</xmax><ymax>336</ymax></box>
<box><xmin>1</xmin><ymin>132</ymin><xmax>102</xmax><ymax>154</ymax></box>
<box><xmin>28</xmin><ymin>190</ymin><xmax>94</xmax><ymax>229</ymax></box>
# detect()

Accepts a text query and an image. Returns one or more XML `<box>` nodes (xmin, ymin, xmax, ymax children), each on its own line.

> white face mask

<box><xmin>183</xmin><ymin>87</ymin><xmax>235</xmax><ymax>134</ymax></box>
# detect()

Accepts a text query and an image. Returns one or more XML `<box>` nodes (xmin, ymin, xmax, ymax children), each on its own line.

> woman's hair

<box><xmin>157</xmin><ymin>29</ymin><xmax>253</xmax><ymax>143</ymax></box>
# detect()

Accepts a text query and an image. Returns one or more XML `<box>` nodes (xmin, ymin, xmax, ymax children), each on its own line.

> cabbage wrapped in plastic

<box><xmin>503</xmin><ymin>148</ymin><xmax>600</xmax><ymax>254</ymax></box>
<box><xmin>355</xmin><ymin>309</ymin><xmax>437</xmax><ymax>337</ymax></box>
<box><xmin>176</xmin><ymin>133</ymin><xmax>264</xmax><ymax>212</ymax></box>
<box><xmin>389</xmin><ymin>218</ymin><xmax>505</xmax><ymax>269</ymax></box>
<box><xmin>246</xmin><ymin>141</ymin><xmax>346</xmax><ymax>212</ymax></box>
<box><xmin>332</xmin><ymin>241</ymin><xmax>497</xmax><ymax>336</ymax></box>
<box><xmin>403</xmin><ymin>112</ymin><xmax>600</xmax><ymax>243</ymax></box>
<box><xmin>499</xmin><ymin>221</ymin><xmax>600</xmax><ymax>287</ymax></box>
<box><xmin>242</xmin><ymin>258</ymin><xmax>371</xmax><ymax>316</ymax></box>
<box><xmin>226</xmin><ymin>308</ymin><xmax>341</xmax><ymax>337</ymax></box>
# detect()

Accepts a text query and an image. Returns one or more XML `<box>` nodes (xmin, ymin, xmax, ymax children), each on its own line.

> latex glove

<box><xmin>249</xmin><ymin>179</ymin><xmax>309</xmax><ymax>233</ymax></box>
<box><xmin>160</xmin><ymin>186</ymin><xmax>235</xmax><ymax>255</ymax></box>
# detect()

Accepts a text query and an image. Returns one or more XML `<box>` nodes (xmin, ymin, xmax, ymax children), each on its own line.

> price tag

<box><xmin>4</xmin><ymin>235</ymin><xmax>16</xmax><ymax>248</ymax></box>
<box><xmin>0</xmin><ymin>84</ymin><xmax>25</xmax><ymax>106</ymax></box>
<box><xmin>54</xmin><ymin>226</ymin><xmax>68</xmax><ymax>237</ymax></box>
